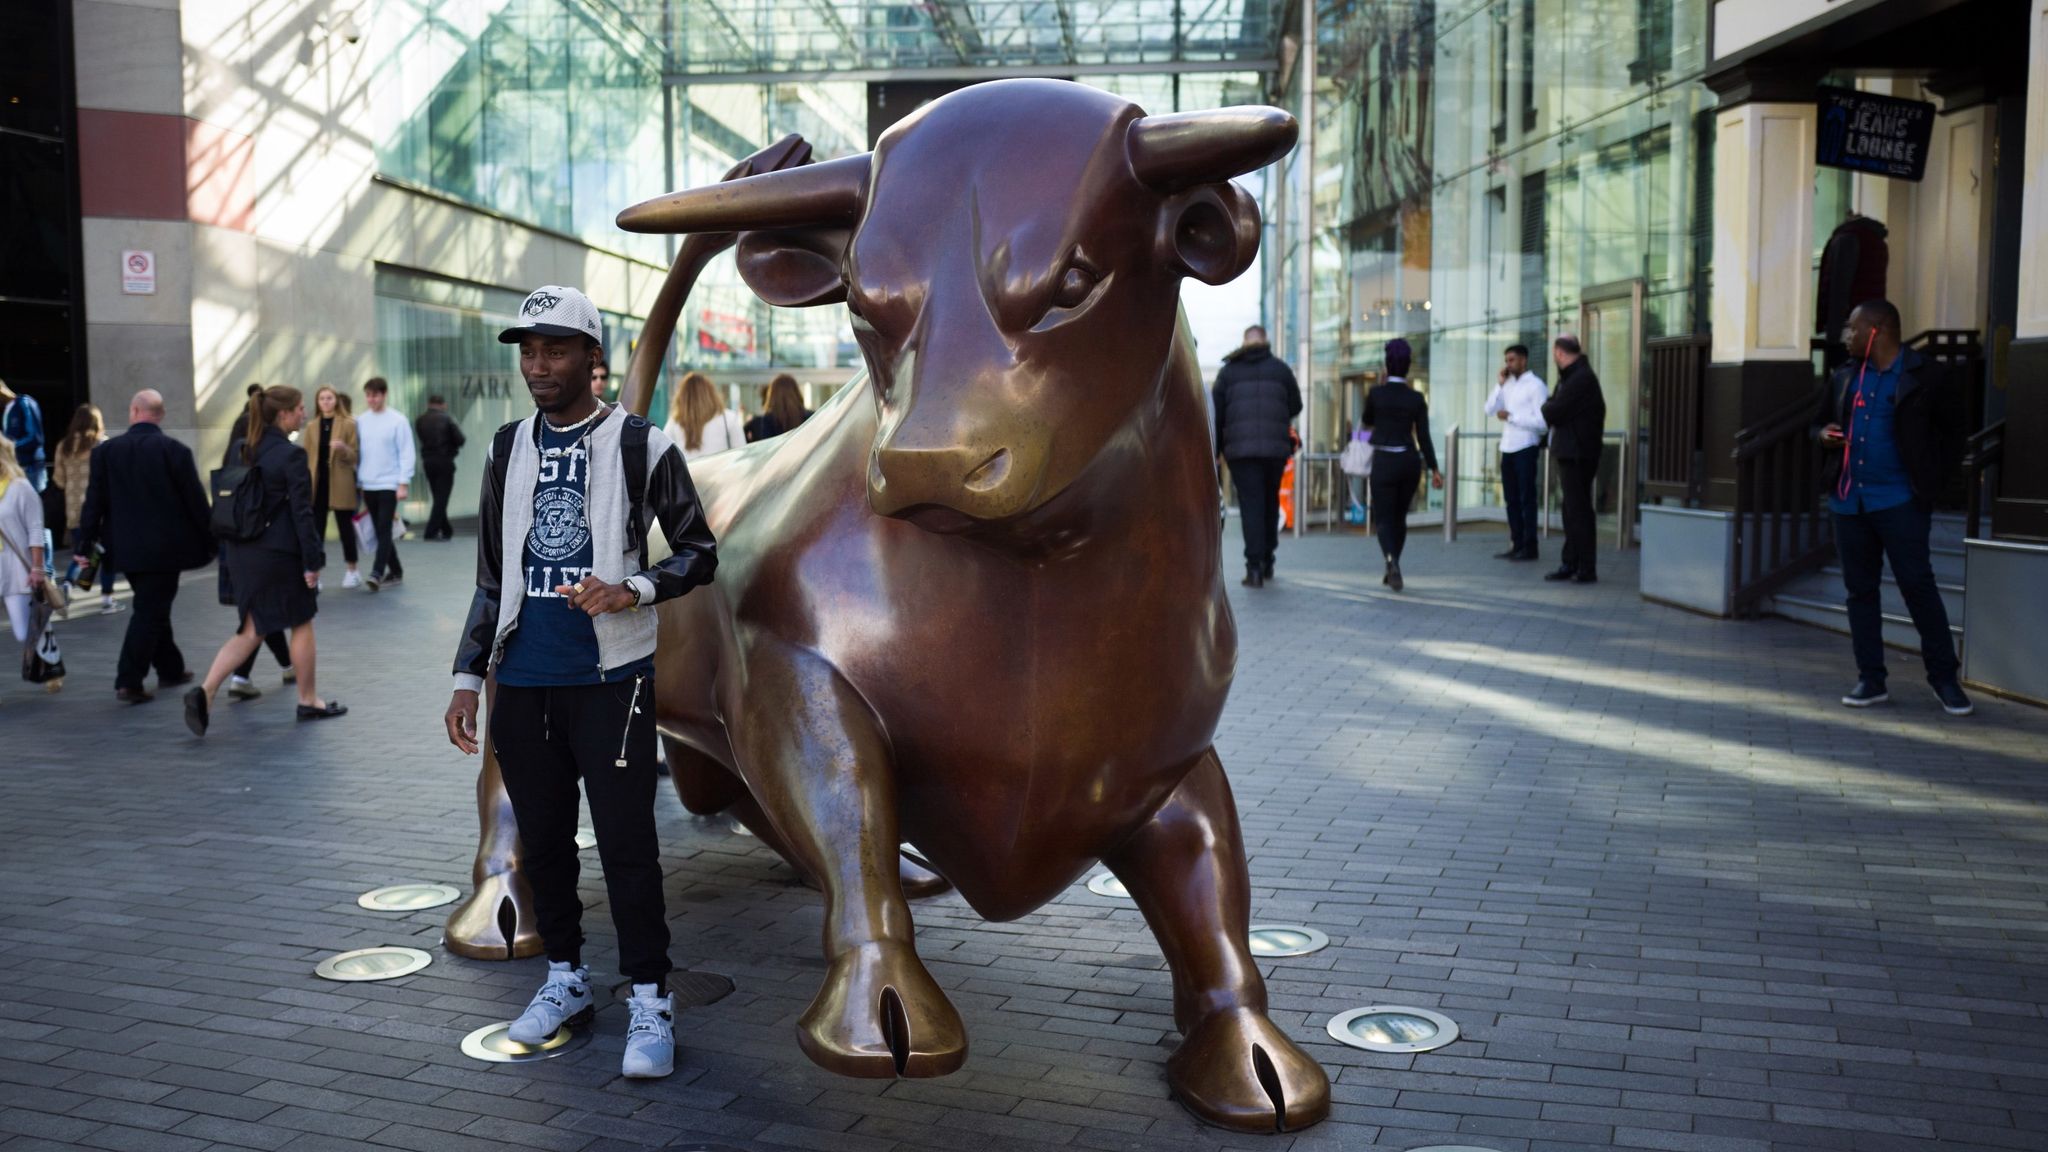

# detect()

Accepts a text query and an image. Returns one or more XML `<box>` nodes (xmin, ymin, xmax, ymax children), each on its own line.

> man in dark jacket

<box><xmin>414</xmin><ymin>394</ymin><xmax>467</xmax><ymax>541</ymax></box>
<box><xmin>75</xmin><ymin>390</ymin><xmax>215</xmax><ymax>701</ymax></box>
<box><xmin>1212</xmin><ymin>326</ymin><xmax>1301</xmax><ymax>587</ymax></box>
<box><xmin>1540</xmin><ymin>334</ymin><xmax>1606</xmax><ymax>584</ymax></box>
<box><xmin>1814</xmin><ymin>299</ymin><xmax>1970</xmax><ymax>716</ymax></box>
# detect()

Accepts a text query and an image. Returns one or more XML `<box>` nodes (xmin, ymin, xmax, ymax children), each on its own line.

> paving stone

<box><xmin>5</xmin><ymin>531</ymin><xmax>2047</xmax><ymax>1150</ymax></box>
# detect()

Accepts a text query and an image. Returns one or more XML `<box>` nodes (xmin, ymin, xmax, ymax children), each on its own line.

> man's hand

<box><xmin>445</xmin><ymin>689</ymin><xmax>480</xmax><ymax>755</ymax></box>
<box><xmin>1820</xmin><ymin>423</ymin><xmax>1845</xmax><ymax>445</ymax></box>
<box><xmin>304</xmin><ymin>570</ymin><xmax>319</xmax><ymax>589</ymax></box>
<box><xmin>1495</xmin><ymin>409</ymin><xmax>1510</xmax><ymax>423</ymax></box>
<box><xmin>397</xmin><ymin>483</ymin><xmax>410</xmax><ymax>500</ymax></box>
<box><xmin>558</xmin><ymin>575</ymin><xmax>637</xmax><ymax>617</ymax></box>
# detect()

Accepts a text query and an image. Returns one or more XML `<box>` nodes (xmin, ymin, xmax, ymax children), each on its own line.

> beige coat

<box><xmin>53</xmin><ymin>440</ymin><xmax>98</xmax><ymax>531</ymax></box>
<box><xmin>304</xmin><ymin>410</ymin><xmax>359</xmax><ymax>509</ymax></box>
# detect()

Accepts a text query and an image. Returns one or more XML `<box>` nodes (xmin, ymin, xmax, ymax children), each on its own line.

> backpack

<box><xmin>209</xmin><ymin>460</ymin><xmax>272</xmax><ymax>542</ymax></box>
<box><xmin>491</xmin><ymin>413</ymin><xmax>653</xmax><ymax>568</ymax></box>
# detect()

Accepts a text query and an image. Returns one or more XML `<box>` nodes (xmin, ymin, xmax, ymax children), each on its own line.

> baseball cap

<box><xmin>499</xmin><ymin>285</ymin><xmax>603</xmax><ymax>345</ymax></box>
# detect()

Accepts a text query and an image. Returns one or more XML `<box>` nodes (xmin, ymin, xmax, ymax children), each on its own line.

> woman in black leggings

<box><xmin>1361</xmin><ymin>339</ymin><xmax>1442</xmax><ymax>591</ymax></box>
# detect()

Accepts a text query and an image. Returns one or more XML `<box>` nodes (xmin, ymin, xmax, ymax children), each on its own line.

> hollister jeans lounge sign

<box><xmin>1816</xmin><ymin>86</ymin><xmax>1935</xmax><ymax>182</ymax></box>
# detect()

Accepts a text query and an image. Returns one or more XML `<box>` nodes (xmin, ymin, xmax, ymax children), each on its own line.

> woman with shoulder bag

<box><xmin>1361</xmin><ymin>339</ymin><xmax>1443</xmax><ymax>592</ymax></box>
<box><xmin>52</xmin><ymin>404</ymin><xmax>120</xmax><ymax>614</ymax></box>
<box><xmin>305</xmin><ymin>385</ymin><xmax>362</xmax><ymax>588</ymax></box>
<box><xmin>1</xmin><ymin>435</ymin><xmax>62</xmax><ymax>690</ymax></box>
<box><xmin>185</xmin><ymin>386</ymin><xmax>346</xmax><ymax>734</ymax></box>
<box><xmin>663</xmin><ymin>371</ymin><xmax>746</xmax><ymax>460</ymax></box>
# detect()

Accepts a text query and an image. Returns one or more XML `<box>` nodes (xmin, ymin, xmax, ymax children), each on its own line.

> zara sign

<box><xmin>1816</xmin><ymin>86</ymin><xmax>1935</xmax><ymax>182</ymax></box>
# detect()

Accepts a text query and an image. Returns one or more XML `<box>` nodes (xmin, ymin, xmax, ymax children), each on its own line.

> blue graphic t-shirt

<box><xmin>495</xmin><ymin>419</ymin><xmax>653</xmax><ymax>687</ymax></box>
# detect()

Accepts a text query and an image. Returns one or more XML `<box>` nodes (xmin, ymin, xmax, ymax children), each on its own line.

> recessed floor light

<box><xmin>314</xmin><ymin>946</ymin><xmax>432</xmax><ymax>982</ymax></box>
<box><xmin>357</xmin><ymin>883</ymin><xmax>461</xmax><ymax>912</ymax></box>
<box><xmin>1247</xmin><ymin>925</ymin><xmax>1329</xmax><ymax>957</ymax></box>
<box><xmin>460</xmin><ymin>1020</ymin><xmax>590</xmax><ymax>1063</ymax></box>
<box><xmin>1086</xmin><ymin>872</ymin><xmax>1130</xmax><ymax>899</ymax></box>
<box><xmin>1326</xmin><ymin>1005</ymin><xmax>1460</xmax><ymax>1053</ymax></box>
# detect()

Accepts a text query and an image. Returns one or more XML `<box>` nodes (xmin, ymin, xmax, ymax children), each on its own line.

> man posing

<box><xmin>1485</xmin><ymin>343</ymin><xmax>1548</xmax><ymax>561</ymax></box>
<box><xmin>1212</xmin><ymin>324</ymin><xmax>1302</xmax><ymax>588</ymax></box>
<box><xmin>353</xmin><ymin>378</ymin><xmax>415</xmax><ymax>590</ymax></box>
<box><xmin>1816</xmin><ymin>299</ymin><xmax>1971</xmax><ymax>716</ymax></box>
<box><xmin>1540</xmin><ymin>335</ymin><xmax>1606</xmax><ymax>584</ymax></box>
<box><xmin>443</xmin><ymin>285</ymin><xmax>718</xmax><ymax>1077</ymax></box>
<box><xmin>415</xmin><ymin>394</ymin><xmax>466</xmax><ymax>541</ymax></box>
<box><xmin>76</xmin><ymin>390</ymin><xmax>215</xmax><ymax>702</ymax></box>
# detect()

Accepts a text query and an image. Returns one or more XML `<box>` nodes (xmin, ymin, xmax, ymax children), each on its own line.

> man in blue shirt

<box><xmin>444</xmin><ymin>285</ymin><xmax>719</xmax><ymax>1078</ymax></box>
<box><xmin>1815</xmin><ymin>300</ymin><xmax>1970</xmax><ymax>715</ymax></box>
<box><xmin>0</xmin><ymin>379</ymin><xmax>47</xmax><ymax>492</ymax></box>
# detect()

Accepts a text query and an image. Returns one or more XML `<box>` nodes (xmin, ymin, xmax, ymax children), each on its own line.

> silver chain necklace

<box><xmin>542</xmin><ymin>403</ymin><xmax>607</xmax><ymax>436</ymax></box>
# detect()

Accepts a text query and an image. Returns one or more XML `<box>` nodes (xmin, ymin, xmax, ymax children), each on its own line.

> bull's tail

<box><xmin>618</xmin><ymin>134</ymin><xmax>816</xmax><ymax>419</ymax></box>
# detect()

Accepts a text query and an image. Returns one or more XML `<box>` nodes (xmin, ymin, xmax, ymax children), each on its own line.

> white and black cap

<box><xmin>499</xmin><ymin>285</ymin><xmax>603</xmax><ymax>345</ymax></box>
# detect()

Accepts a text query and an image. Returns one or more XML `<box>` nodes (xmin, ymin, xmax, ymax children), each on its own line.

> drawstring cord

<box><xmin>1836</xmin><ymin>330</ymin><xmax>1878</xmax><ymax>503</ymax></box>
<box><xmin>616</xmin><ymin>674</ymin><xmax>643</xmax><ymax>768</ymax></box>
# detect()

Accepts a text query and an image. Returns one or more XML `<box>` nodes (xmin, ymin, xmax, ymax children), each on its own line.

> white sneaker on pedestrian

<box><xmin>506</xmin><ymin>962</ymin><xmax>592</xmax><ymax>1044</ymax></box>
<box><xmin>621</xmin><ymin>985</ymin><xmax>674</xmax><ymax>1078</ymax></box>
<box><xmin>281</xmin><ymin>666</ymin><xmax>296</xmax><ymax>684</ymax></box>
<box><xmin>225</xmin><ymin>675</ymin><xmax>262</xmax><ymax>701</ymax></box>
<box><xmin>341</xmin><ymin>570</ymin><xmax>361</xmax><ymax>589</ymax></box>
<box><xmin>100</xmin><ymin>596</ymin><xmax>124</xmax><ymax>615</ymax></box>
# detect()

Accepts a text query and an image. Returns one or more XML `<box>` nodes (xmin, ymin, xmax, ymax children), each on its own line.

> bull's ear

<box><xmin>735</xmin><ymin>227</ymin><xmax>852</xmax><ymax>307</ymax></box>
<box><xmin>1158</xmin><ymin>182</ymin><xmax>1261</xmax><ymax>286</ymax></box>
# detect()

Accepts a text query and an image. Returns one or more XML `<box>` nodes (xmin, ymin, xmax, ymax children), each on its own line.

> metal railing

<box><xmin>1729</xmin><ymin>394</ymin><xmax>1832</xmax><ymax>615</ymax></box>
<box><xmin>1963</xmin><ymin>419</ymin><xmax>2005</xmax><ymax>541</ymax></box>
<box><xmin>1645</xmin><ymin>333</ymin><xmax>1710</xmax><ymax>506</ymax></box>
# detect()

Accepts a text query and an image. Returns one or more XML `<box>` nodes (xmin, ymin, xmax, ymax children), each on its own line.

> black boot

<box><xmin>1385</xmin><ymin>557</ymin><xmax>1403</xmax><ymax>591</ymax></box>
<box><xmin>1242</xmin><ymin>567</ymin><xmax>1265</xmax><ymax>588</ymax></box>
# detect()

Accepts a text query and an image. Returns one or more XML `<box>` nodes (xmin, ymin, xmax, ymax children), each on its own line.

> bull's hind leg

<box><xmin>726</xmin><ymin>641</ymin><xmax>966</xmax><ymax>1077</ymax></box>
<box><xmin>1103</xmin><ymin>749</ymin><xmax>1329</xmax><ymax>1132</ymax></box>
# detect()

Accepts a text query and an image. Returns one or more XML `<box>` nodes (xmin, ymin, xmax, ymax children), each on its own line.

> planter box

<box><xmin>1640</xmin><ymin>505</ymin><xmax>1735</xmax><ymax>617</ymax></box>
<box><xmin>1963</xmin><ymin>538</ymin><xmax>2048</xmax><ymax>707</ymax></box>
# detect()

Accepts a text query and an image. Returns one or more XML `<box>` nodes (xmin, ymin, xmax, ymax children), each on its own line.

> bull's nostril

<box><xmin>962</xmin><ymin>449</ymin><xmax>1011</xmax><ymax>492</ymax></box>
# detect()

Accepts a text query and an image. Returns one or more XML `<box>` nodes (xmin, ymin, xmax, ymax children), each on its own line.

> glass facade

<box><xmin>1274</xmin><ymin>0</ymin><xmax>1720</xmax><ymax>528</ymax></box>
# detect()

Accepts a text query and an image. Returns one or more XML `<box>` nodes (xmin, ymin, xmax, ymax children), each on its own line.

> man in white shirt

<box><xmin>1484</xmin><ymin>343</ymin><xmax>1548</xmax><ymax>561</ymax></box>
<box><xmin>353</xmin><ymin>377</ymin><xmax>417</xmax><ymax>591</ymax></box>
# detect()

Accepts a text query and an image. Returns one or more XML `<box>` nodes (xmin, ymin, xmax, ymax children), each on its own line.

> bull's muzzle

<box><xmin>868</xmin><ymin>443</ymin><xmax>1034</xmax><ymax>527</ymax></box>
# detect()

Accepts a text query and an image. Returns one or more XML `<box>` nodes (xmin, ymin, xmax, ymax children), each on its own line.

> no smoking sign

<box><xmin>121</xmin><ymin>249</ymin><xmax>156</xmax><ymax>295</ymax></box>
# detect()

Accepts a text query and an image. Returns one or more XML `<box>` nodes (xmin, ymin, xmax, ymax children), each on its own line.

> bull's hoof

<box><xmin>442</xmin><ymin>871</ymin><xmax>544</xmax><ymax>961</ymax></box>
<box><xmin>797</xmin><ymin>941</ymin><xmax>966</xmax><ymax>1078</ymax></box>
<box><xmin>1167</xmin><ymin>1007</ymin><xmax>1330</xmax><ymax>1132</ymax></box>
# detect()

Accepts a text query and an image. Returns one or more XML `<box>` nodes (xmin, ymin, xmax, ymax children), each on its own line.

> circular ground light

<box><xmin>314</xmin><ymin>946</ymin><xmax>433</xmax><ymax>982</ymax></box>
<box><xmin>357</xmin><ymin>883</ymin><xmax>462</xmax><ymax>912</ymax></box>
<box><xmin>1326</xmin><ymin>1005</ymin><xmax>1460</xmax><ymax>1053</ymax></box>
<box><xmin>575</xmin><ymin>828</ymin><xmax>597</xmax><ymax>850</ymax></box>
<box><xmin>460</xmin><ymin>1021</ymin><xmax>591</xmax><ymax>1063</ymax></box>
<box><xmin>1086</xmin><ymin>872</ymin><xmax>1131</xmax><ymax>899</ymax></box>
<box><xmin>1247</xmin><ymin>925</ymin><xmax>1329</xmax><ymax>958</ymax></box>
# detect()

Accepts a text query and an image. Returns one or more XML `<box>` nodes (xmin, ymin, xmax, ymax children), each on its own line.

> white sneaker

<box><xmin>506</xmin><ymin>962</ymin><xmax>592</xmax><ymax>1044</ymax></box>
<box><xmin>225</xmin><ymin>675</ymin><xmax>262</xmax><ymax>701</ymax></box>
<box><xmin>621</xmin><ymin>985</ymin><xmax>674</xmax><ymax>1078</ymax></box>
<box><xmin>100</xmin><ymin>596</ymin><xmax>125</xmax><ymax>615</ymax></box>
<box><xmin>341</xmin><ymin>570</ymin><xmax>361</xmax><ymax>589</ymax></box>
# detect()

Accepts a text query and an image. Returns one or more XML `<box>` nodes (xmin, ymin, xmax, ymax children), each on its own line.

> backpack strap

<box><xmin>621</xmin><ymin>415</ymin><xmax>651</xmax><ymax>571</ymax></box>
<box><xmin>489</xmin><ymin>420</ymin><xmax>520</xmax><ymax>504</ymax></box>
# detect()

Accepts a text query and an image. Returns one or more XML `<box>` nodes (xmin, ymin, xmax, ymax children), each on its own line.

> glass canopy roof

<box><xmin>607</xmin><ymin>0</ymin><xmax>1288</xmax><ymax>81</ymax></box>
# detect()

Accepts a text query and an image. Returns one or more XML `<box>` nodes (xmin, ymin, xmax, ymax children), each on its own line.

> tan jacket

<box><xmin>304</xmin><ymin>411</ymin><xmax>359</xmax><ymax>509</ymax></box>
<box><xmin>53</xmin><ymin>440</ymin><xmax>97</xmax><ymax>530</ymax></box>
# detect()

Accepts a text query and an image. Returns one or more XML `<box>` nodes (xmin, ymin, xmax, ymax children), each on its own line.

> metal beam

<box><xmin>663</xmin><ymin>57</ymin><xmax>1277</xmax><ymax>85</ymax></box>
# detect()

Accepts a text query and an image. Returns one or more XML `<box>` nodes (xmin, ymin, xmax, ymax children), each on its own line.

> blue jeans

<box><xmin>23</xmin><ymin>463</ymin><xmax>46</xmax><ymax>492</ymax></box>
<box><xmin>1833</xmin><ymin>502</ymin><xmax>1959</xmax><ymax>686</ymax></box>
<box><xmin>1500</xmin><ymin>446</ymin><xmax>1540</xmax><ymax>554</ymax></box>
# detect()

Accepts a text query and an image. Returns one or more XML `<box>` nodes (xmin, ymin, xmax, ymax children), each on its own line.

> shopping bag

<box><xmin>21</xmin><ymin>610</ymin><xmax>63</xmax><ymax>686</ymax></box>
<box><xmin>353</xmin><ymin>509</ymin><xmax>376</xmax><ymax>556</ymax></box>
<box><xmin>1277</xmin><ymin>456</ymin><xmax>1295</xmax><ymax>531</ymax></box>
<box><xmin>1339</xmin><ymin>430</ymin><xmax>1374</xmax><ymax>477</ymax></box>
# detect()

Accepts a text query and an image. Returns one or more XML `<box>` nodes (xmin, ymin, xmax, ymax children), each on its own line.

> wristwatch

<box><xmin>625</xmin><ymin>581</ymin><xmax>642</xmax><ymax>608</ymax></box>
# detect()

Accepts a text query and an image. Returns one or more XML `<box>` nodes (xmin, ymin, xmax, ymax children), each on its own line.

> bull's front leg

<box><xmin>726</xmin><ymin>640</ymin><xmax>966</xmax><ymax>1077</ymax></box>
<box><xmin>444</xmin><ymin>680</ymin><xmax>544</xmax><ymax>961</ymax></box>
<box><xmin>1103</xmin><ymin>749</ymin><xmax>1330</xmax><ymax>1132</ymax></box>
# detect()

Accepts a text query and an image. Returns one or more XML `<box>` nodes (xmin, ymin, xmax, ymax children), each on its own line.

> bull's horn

<box><xmin>617</xmin><ymin>154</ymin><xmax>872</xmax><ymax>234</ymax></box>
<box><xmin>1127</xmin><ymin>107</ymin><xmax>1298</xmax><ymax>193</ymax></box>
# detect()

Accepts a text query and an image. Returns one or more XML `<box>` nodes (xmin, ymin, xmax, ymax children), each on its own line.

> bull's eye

<box><xmin>1052</xmin><ymin>266</ymin><xmax>1097</xmax><ymax>310</ymax></box>
<box><xmin>1031</xmin><ymin>264</ymin><xmax>1106</xmax><ymax>333</ymax></box>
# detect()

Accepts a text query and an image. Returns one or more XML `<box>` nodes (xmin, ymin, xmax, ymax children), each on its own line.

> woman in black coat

<box><xmin>1361</xmin><ymin>339</ymin><xmax>1442</xmax><ymax>591</ymax></box>
<box><xmin>185</xmin><ymin>385</ymin><xmax>346</xmax><ymax>734</ymax></box>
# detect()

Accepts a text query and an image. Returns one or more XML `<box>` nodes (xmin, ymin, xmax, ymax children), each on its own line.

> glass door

<box><xmin>1579</xmin><ymin>279</ymin><xmax>1644</xmax><ymax>549</ymax></box>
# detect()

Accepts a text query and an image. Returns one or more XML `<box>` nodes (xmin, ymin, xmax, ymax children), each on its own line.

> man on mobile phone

<box><xmin>1484</xmin><ymin>344</ymin><xmax>1547</xmax><ymax>561</ymax></box>
<box><xmin>1814</xmin><ymin>299</ymin><xmax>1971</xmax><ymax>716</ymax></box>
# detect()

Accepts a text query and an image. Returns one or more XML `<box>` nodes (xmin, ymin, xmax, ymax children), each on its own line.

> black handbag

<box><xmin>210</xmin><ymin>462</ymin><xmax>272</xmax><ymax>541</ymax></box>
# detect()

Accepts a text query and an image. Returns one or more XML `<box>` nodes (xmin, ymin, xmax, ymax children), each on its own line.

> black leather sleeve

<box><xmin>453</xmin><ymin>439</ymin><xmax>505</xmax><ymax>683</ymax></box>
<box><xmin>640</xmin><ymin>444</ymin><xmax>718</xmax><ymax>603</ymax></box>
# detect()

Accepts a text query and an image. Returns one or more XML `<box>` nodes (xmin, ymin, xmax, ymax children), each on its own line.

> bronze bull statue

<box><xmin>446</xmin><ymin>79</ymin><xmax>1329</xmax><ymax>1132</ymax></box>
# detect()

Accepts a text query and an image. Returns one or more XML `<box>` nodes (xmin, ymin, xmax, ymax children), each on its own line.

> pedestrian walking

<box><xmin>415</xmin><ymin>394</ymin><xmax>467</xmax><ymax>540</ymax></box>
<box><xmin>1485</xmin><ymin>343</ymin><xmax>1548</xmax><ymax>561</ymax></box>
<box><xmin>443</xmin><ymin>285</ymin><xmax>717</xmax><ymax>1079</ymax></box>
<box><xmin>0</xmin><ymin>379</ymin><xmax>48</xmax><ymax>492</ymax></box>
<box><xmin>664</xmin><ymin>371</ymin><xmax>745</xmax><ymax>460</ymax></box>
<box><xmin>185</xmin><ymin>386</ymin><xmax>345</xmax><ymax>734</ymax></box>
<box><xmin>1361</xmin><ymin>339</ymin><xmax>1442</xmax><ymax>591</ymax></box>
<box><xmin>742</xmin><ymin>374</ymin><xmax>811</xmax><ymax>442</ymax></box>
<box><xmin>74</xmin><ymin>390</ymin><xmax>214</xmax><ymax>702</ymax></box>
<box><xmin>0</xmin><ymin>437</ymin><xmax>50</xmax><ymax>656</ymax></box>
<box><xmin>1540</xmin><ymin>335</ymin><xmax>1606</xmax><ymax>584</ymax></box>
<box><xmin>1212</xmin><ymin>324</ymin><xmax>1301</xmax><ymax>587</ymax></box>
<box><xmin>53</xmin><ymin>404</ymin><xmax>123</xmax><ymax>613</ymax></box>
<box><xmin>306</xmin><ymin>386</ymin><xmax>361</xmax><ymax>586</ymax></box>
<box><xmin>220</xmin><ymin>389</ymin><xmax>294</xmax><ymax>699</ymax></box>
<box><xmin>354</xmin><ymin>377</ymin><xmax>415</xmax><ymax>590</ymax></box>
<box><xmin>1816</xmin><ymin>299</ymin><xmax>1972</xmax><ymax>716</ymax></box>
